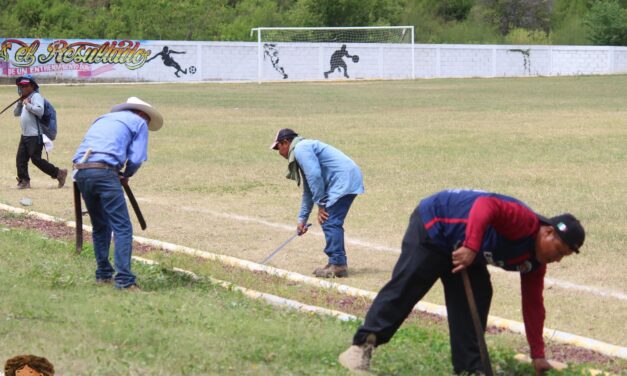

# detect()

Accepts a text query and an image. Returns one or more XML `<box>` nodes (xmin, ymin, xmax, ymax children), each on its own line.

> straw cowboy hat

<box><xmin>111</xmin><ymin>97</ymin><xmax>164</xmax><ymax>131</ymax></box>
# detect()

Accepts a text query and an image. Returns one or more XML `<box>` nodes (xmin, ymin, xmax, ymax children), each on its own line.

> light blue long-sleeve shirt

<box><xmin>72</xmin><ymin>110</ymin><xmax>149</xmax><ymax>178</ymax></box>
<box><xmin>294</xmin><ymin>139</ymin><xmax>364</xmax><ymax>223</ymax></box>
<box><xmin>14</xmin><ymin>92</ymin><xmax>44</xmax><ymax>136</ymax></box>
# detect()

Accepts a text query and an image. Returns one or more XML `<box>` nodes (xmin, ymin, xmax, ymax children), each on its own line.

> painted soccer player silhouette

<box><xmin>264</xmin><ymin>43</ymin><xmax>288</xmax><ymax>79</ymax></box>
<box><xmin>324</xmin><ymin>45</ymin><xmax>358</xmax><ymax>79</ymax></box>
<box><xmin>146</xmin><ymin>46</ymin><xmax>188</xmax><ymax>77</ymax></box>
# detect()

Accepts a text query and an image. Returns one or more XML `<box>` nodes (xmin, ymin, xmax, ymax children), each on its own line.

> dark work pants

<box><xmin>353</xmin><ymin>206</ymin><xmax>493</xmax><ymax>374</ymax></box>
<box><xmin>16</xmin><ymin>135</ymin><xmax>59</xmax><ymax>182</ymax></box>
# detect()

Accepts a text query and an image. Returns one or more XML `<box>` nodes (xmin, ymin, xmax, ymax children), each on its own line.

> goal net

<box><xmin>250</xmin><ymin>26</ymin><xmax>414</xmax><ymax>82</ymax></box>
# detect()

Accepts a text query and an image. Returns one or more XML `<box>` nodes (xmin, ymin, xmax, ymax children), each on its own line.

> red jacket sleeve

<box><xmin>521</xmin><ymin>264</ymin><xmax>546</xmax><ymax>358</ymax></box>
<box><xmin>463</xmin><ymin>196</ymin><xmax>539</xmax><ymax>252</ymax></box>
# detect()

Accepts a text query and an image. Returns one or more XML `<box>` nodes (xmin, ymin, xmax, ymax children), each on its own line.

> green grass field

<box><xmin>0</xmin><ymin>76</ymin><xmax>625</xmax><ymax>351</ymax></box>
<box><xmin>1</xmin><ymin>224</ymin><xmax>566</xmax><ymax>375</ymax></box>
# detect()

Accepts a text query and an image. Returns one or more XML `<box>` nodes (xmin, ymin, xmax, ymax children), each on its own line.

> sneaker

<box><xmin>339</xmin><ymin>334</ymin><xmax>376</xmax><ymax>373</ymax></box>
<box><xmin>17</xmin><ymin>180</ymin><xmax>30</xmax><ymax>189</ymax></box>
<box><xmin>314</xmin><ymin>264</ymin><xmax>348</xmax><ymax>278</ymax></box>
<box><xmin>96</xmin><ymin>278</ymin><xmax>113</xmax><ymax>285</ymax></box>
<box><xmin>56</xmin><ymin>168</ymin><xmax>68</xmax><ymax>188</ymax></box>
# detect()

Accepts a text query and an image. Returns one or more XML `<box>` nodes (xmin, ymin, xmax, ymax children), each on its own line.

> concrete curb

<box><xmin>1</xmin><ymin>203</ymin><xmax>625</xmax><ymax>360</ymax></box>
<box><xmin>132</xmin><ymin>256</ymin><xmax>357</xmax><ymax>322</ymax></box>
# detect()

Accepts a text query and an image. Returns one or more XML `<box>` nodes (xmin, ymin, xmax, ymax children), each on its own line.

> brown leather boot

<box><xmin>339</xmin><ymin>333</ymin><xmax>376</xmax><ymax>373</ymax></box>
<box><xmin>17</xmin><ymin>179</ymin><xmax>30</xmax><ymax>189</ymax></box>
<box><xmin>56</xmin><ymin>168</ymin><xmax>68</xmax><ymax>188</ymax></box>
<box><xmin>313</xmin><ymin>264</ymin><xmax>331</xmax><ymax>275</ymax></box>
<box><xmin>314</xmin><ymin>264</ymin><xmax>348</xmax><ymax>278</ymax></box>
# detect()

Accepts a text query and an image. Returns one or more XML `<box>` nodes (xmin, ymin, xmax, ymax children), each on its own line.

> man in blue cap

<box><xmin>13</xmin><ymin>74</ymin><xmax>67</xmax><ymax>189</ymax></box>
<box><xmin>271</xmin><ymin>128</ymin><xmax>364</xmax><ymax>278</ymax></box>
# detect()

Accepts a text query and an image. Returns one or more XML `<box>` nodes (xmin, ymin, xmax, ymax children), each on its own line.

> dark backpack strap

<box><xmin>34</xmin><ymin>116</ymin><xmax>50</xmax><ymax>160</ymax></box>
<box><xmin>35</xmin><ymin>116</ymin><xmax>43</xmax><ymax>145</ymax></box>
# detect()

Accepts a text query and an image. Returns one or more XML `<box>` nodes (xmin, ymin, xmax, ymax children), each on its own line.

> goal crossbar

<box><xmin>251</xmin><ymin>26</ymin><xmax>415</xmax><ymax>82</ymax></box>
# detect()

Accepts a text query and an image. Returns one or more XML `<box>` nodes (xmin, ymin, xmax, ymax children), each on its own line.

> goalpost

<box><xmin>250</xmin><ymin>26</ymin><xmax>415</xmax><ymax>82</ymax></box>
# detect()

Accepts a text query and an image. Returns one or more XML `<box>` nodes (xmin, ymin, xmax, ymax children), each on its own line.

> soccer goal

<box><xmin>250</xmin><ymin>26</ymin><xmax>415</xmax><ymax>82</ymax></box>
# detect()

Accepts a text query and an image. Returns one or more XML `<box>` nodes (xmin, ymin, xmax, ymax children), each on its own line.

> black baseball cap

<box><xmin>270</xmin><ymin>128</ymin><xmax>298</xmax><ymax>150</ymax></box>
<box><xmin>537</xmin><ymin>213</ymin><xmax>585</xmax><ymax>253</ymax></box>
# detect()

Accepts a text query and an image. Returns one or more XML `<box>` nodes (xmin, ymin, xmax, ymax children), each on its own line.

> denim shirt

<box><xmin>72</xmin><ymin>110</ymin><xmax>149</xmax><ymax>178</ymax></box>
<box><xmin>294</xmin><ymin>139</ymin><xmax>364</xmax><ymax>223</ymax></box>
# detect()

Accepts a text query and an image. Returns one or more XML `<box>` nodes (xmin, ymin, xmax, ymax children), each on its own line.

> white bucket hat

<box><xmin>111</xmin><ymin>97</ymin><xmax>164</xmax><ymax>131</ymax></box>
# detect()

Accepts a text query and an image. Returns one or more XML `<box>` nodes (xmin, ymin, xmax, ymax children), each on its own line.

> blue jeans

<box><xmin>322</xmin><ymin>194</ymin><xmax>357</xmax><ymax>265</ymax></box>
<box><xmin>75</xmin><ymin>168</ymin><xmax>135</xmax><ymax>288</ymax></box>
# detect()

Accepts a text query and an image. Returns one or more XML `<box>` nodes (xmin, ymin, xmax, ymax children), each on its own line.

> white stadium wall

<box><xmin>1</xmin><ymin>38</ymin><xmax>626</xmax><ymax>83</ymax></box>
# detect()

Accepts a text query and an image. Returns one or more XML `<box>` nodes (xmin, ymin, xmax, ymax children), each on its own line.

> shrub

<box><xmin>584</xmin><ymin>0</ymin><xmax>627</xmax><ymax>46</ymax></box>
<box><xmin>436</xmin><ymin>0</ymin><xmax>474</xmax><ymax>22</ymax></box>
<box><xmin>504</xmin><ymin>27</ymin><xmax>551</xmax><ymax>45</ymax></box>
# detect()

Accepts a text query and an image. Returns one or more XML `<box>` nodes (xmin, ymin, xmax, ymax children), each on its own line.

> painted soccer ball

<box><xmin>188</xmin><ymin>66</ymin><xmax>197</xmax><ymax>74</ymax></box>
<box><xmin>352</xmin><ymin>55</ymin><xmax>359</xmax><ymax>63</ymax></box>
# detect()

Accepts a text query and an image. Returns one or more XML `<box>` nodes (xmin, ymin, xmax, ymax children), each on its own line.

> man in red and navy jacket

<box><xmin>339</xmin><ymin>189</ymin><xmax>585</xmax><ymax>375</ymax></box>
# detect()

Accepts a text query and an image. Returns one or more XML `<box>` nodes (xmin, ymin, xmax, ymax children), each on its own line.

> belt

<box><xmin>73</xmin><ymin>162</ymin><xmax>119</xmax><ymax>171</ymax></box>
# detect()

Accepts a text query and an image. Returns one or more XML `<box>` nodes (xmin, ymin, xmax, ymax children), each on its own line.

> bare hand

<box><xmin>532</xmin><ymin>358</ymin><xmax>553</xmax><ymax>375</ymax></box>
<box><xmin>317</xmin><ymin>206</ymin><xmax>329</xmax><ymax>225</ymax></box>
<box><xmin>296</xmin><ymin>223</ymin><xmax>308</xmax><ymax>236</ymax></box>
<box><xmin>451</xmin><ymin>245</ymin><xmax>477</xmax><ymax>273</ymax></box>
<box><xmin>118</xmin><ymin>175</ymin><xmax>128</xmax><ymax>185</ymax></box>
<box><xmin>22</xmin><ymin>98</ymin><xmax>30</xmax><ymax>105</ymax></box>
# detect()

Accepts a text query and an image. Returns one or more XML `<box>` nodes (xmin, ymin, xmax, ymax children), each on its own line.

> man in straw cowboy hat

<box><xmin>72</xmin><ymin>97</ymin><xmax>163</xmax><ymax>290</ymax></box>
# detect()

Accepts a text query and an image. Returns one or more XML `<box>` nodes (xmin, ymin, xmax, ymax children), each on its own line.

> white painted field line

<box><xmin>179</xmin><ymin>205</ymin><xmax>400</xmax><ymax>254</ymax></box>
<box><xmin>2</xmin><ymin>203</ymin><xmax>626</xmax><ymax>360</ymax></box>
<box><xmin>488</xmin><ymin>267</ymin><xmax>627</xmax><ymax>301</ymax></box>
<box><xmin>175</xmin><ymin>204</ymin><xmax>627</xmax><ymax>302</ymax></box>
<box><xmin>132</xmin><ymin>256</ymin><xmax>357</xmax><ymax>322</ymax></box>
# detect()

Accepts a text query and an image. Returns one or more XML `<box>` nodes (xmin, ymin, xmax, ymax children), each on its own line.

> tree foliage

<box><xmin>0</xmin><ymin>0</ymin><xmax>625</xmax><ymax>45</ymax></box>
<box><xmin>478</xmin><ymin>0</ymin><xmax>552</xmax><ymax>35</ymax></box>
<box><xmin>435</xmin><ymin>0</ymin><xmax>474</xmax><ymax>21</ymax></box>
<box><xmin>584</xmin><ymin>0</ymin><xmax>627</xmax><ymax>45</ymax></box>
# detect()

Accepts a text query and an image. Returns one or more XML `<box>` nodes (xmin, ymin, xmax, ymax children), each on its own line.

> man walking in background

<box><xmin>72</xmin><ymin>97</ymin><xmax>163</xmax><ymax>290</ymax></box>
<box><xmin>13</xmin><ymin>74</ymin><xmax>67</xmax><ymax>189</ymax></box>
<box><xmin>271</xmin><ymin>128</ymin><xmax>364</xmax><ymax>278</ymax></box>
<box><xmin>339</xmin><ymin>189</ymin><xmax>585</xmax><ymax>375</ymax></box>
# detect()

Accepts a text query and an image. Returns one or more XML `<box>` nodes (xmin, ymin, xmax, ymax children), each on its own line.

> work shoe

<box><xmin>314</xmin><ymin>264</ymin><xmax>348</xmax><ymax>278</ymax></box>
<box><xmin>118</xmin><ymin>284</ymin><xmax>141</xmax><ymax>292</ymax></box>
<box><xmin>16</xmin><ymin>179</ymin><xmax>30</xmax><ymax>189</ymax></box>
<box><xmin>56</xmin><ymin>168</ymin><xmax>68</xmax><ymax>188</ymax></box>
<box><xmin>313</xmin><ymin>264</ymin><xmax>331</xmax><ymax>275</ymax></box>
<box><xmin>96</xmin><ymin>278</ymin><xmax>113</xmax><ymax>285</ymax></box>
<box><xmin>339</xmin><ymin>334</ymin><xmax>376</xmax><ymax>373</ymax></box>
